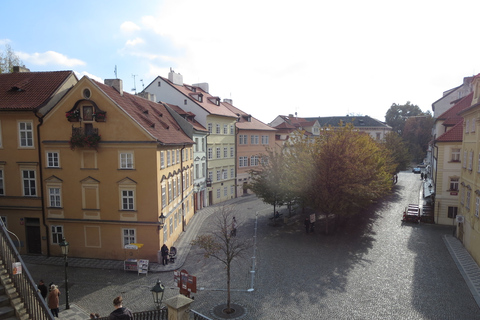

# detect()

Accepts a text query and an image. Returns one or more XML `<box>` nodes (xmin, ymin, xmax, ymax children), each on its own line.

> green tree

<box><xmin>402</xmin><ymin>112</ymin><xmax>434</xmax><ymax>162</ymax></box>
<box><xmin>191</xmin><ymin>206</ymin><xmax>250</xmax><ymax>314</ymax></box>
<box><xmin>0</xmin><ymin>44</ymin><xmax>23</xmax><ymax>73</ymax></box>
<box><xmin>382</xmin><ymin>131</ymin><xmax>411</xmax><ymax>173</ymax></box>
<box><xmin>385</xmin><ymin>102</ymin><xmax>423</xmax><ymax>135</ymax></box>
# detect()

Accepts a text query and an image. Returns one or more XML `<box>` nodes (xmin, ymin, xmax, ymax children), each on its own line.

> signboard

<box><xmin>450</xmin><ymin>192</ymin><xmax>458</xmax><ymax>196</ymax></box>
<box><xmin>310</xmin><ymin>213</ymin><xmax>316</xmax><ymax>223</ymax></box>
<box><xmin>12</xmin><ymin>262</ymin><xmax>22</xmax><ymax>275</ymax></box>
<box><xmin>174</xmin><ymin>269</ymin><xmax>197</xmax><ymax>297</ymax></box>
<box><xmin>456</xmin><ymin>215</ymin><xmax>464</xmax><ymax>223</ymax></box>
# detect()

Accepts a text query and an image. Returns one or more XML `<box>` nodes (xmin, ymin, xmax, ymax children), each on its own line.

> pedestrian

<box><xmin>37</xmin><ymin>279</ymin><xmax>47</xmax><ymax>299</ymax></box>
<box><xmin>109</xmin><ymin>296</ymin><xmax>133</xmax><ymax>320</ymax></box>
<box><xmin>47</xmin><ymin>284</ymin><xmax>60</xmax><ymax>318</ymax></box>
<box><xmin>161</xmin><ymin>244</ymin><xmax>169</xmax><ymax>266</ymax></box>
<box><xmin>310</xmin><ymin>221</ymin><xmax>315</xmax><ymax>233</ymax></box>
<box><xmin>304</xmin><ymin>218</ymin><xmax>310</xmax><ymax>233</ymax></box>
<box><xmin>231</xmin><ymin>217</ymin><xmax>237</xmax><ymax>237</ymax></box>
<box><xmin>421</xmin><ymin>172</ymin><xmax>424</xmax><ymax>180</ymax></box>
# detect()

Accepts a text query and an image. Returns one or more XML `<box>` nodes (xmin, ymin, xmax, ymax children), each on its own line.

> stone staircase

<box><xmin>0</xmin><ymin>263</ymin><xmax>28</xmax><ymax>320</ymax></box>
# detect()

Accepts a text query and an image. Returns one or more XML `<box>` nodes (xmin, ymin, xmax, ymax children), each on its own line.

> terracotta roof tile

<box><xmin>222</xmin><ymin>101</ymin><xmax>276</xmax><ymax>131</ymax></box>
<box><xmin>436</xmin><ymin>120</ymin><xmax>463</xmax><ymax>142</ymax></box>
<box><xmin>437</xmin><ymin>92</ymin><xmax>473</xmax><ymax>125</ymax></box>
<box><xmin>93</xmin><ymin>80</ymin><xmax>193</xmax><ymax>145</ymax></box>
<box><xmin>0</xmin><ymin>71</ymin><xmax>74</xmax><ymax>110</ymax></box>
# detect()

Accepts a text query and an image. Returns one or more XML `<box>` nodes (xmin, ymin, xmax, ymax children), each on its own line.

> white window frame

<box><xmin>122</xmin><ymin>228</ymin><xmax>136</xmax><ymax>247</ymax></box>
<box><xmin>216</xmin><ymin>147</ymin><xmax>221</xmax><ymax>159</ymax></box>
<box><xmin>224</xmin><ymin>147</ymin><xmax>228</xmax><ymax>158</ymax></box>
<box><xmin>222</xmin><ymin>169</ymin><xmax>227</xmax><ymax>180</ymax></box>
<box><xmin>216</xmin><ymin>124</ymin><xmax>220</xmax><ymax>134</ymax></box>
<box><xmin>476</xmin><ymin>196</ymin><xmax>480</xmax><ymax>217</ymax></box>
<box><xmin>230</xmin><ymin>147</ymin><xmax>234</xmax><ymax>158</ymax></box>
<box><xmin>208</xmin><ymin>148</ymin><xmax>213</xmax><ymax>160</ymax></box>
<box><xmin>216</xmin><ymin>188</ymin><xmax>221</xmax><ymax>198</ymax></box>
<box><xmin>223</xmin><ymin>124</ymin><xmax>228</xmax><ymax>134</ymax></box>
<box><xmin>208</xmin><ymin>123</ymin><xmax>212</xmax><ymax>133</ymax></box>
<box><xmin>469</xmin><ymin>151</ymin><xmax>473</xmax><ymax>171</ymax></box>
<box><xmin>230</xmin><ymin>125</ymin><xmax>234</xmax><ymax>135</ymax></box>
<box><xmin>161</xmin><ymin>151</ymin><xmax>165</xmax><ymax>169</ymax></box>
<box><xmin>51</xmin><ymin>225</ymin><xmax>64</xmax><ymax>244</ymax></box>
<box><xmin>217</xmin><ymin>170</ymin><xmax>221</xmax><ymax>181</ymax></box>
<box><xmin>466</xmin><ymin>189</ymin><xmax>471</xmax><ymax>210</ymax></box>
<box><xmin>120</xmin><ymin>152</ymin><xmax>134</xmax><ymax>169</ymax></box>
<box><xmin>46</xmin><ymin>151</ymin><xmax>60</xmax><ymax>168</ymax></box>
<box><xmin>451</xmin><ymin>148</ymin><xmax>460</xmax><ymax>162</ymax></box>
<box><xmin>121</xmin><ymin>189</ymin><xmax>135</xmax><ymax>210</ymax></box>
<box><xmin>161</xmin><ymin>184</ymin><xmax>166</xmax><ymax>208</ymax></box>
<box><xmin>18</xmin><ymin>121</ymin><xmax>34</xmax><ymax>148</ymax></box>
<box><xmin>22</xmin><ymin>169</ymin><xmax>36</xmax><ymax>196</ymax></box>
<box><xmin>449</xmin><ymin>177</ymin><xmax>459</xmax><ymax>191</ymax></box>
<box><xmin>48</xmin><ymin>187</ymin><xmax>62</xmax><ymax>207</ymax></box>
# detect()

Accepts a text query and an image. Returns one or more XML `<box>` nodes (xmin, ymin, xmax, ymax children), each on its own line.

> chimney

<box><xmin>193</xmin><ymin>82</ymin><xmax>209</xmax><ymax>93</ymax></box>
<box><xmin>105</xmin><ymin>79</ymin><xmax>123</xmax><ymax>96</ymax></box>
<box><xmin>168</xmin><ymin>68</ymin><xmax>183</xmax><ymax>86</ymax></box>
<box><xmin>13</xmin><ymin>66</ymin><xmax>30</xmax><ymax>73</ymax></box>
<box><xmin>223</xmin><ymin>98</ymin><xmax>233</xmax><ymax>105</ymax></box>
<box><xmin>138</xmin><ymin>92</ymin><xmax>157</xmax><ymax>102</ymax></box>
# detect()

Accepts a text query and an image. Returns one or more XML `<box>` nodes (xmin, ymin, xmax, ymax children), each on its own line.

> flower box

<box><xmin>66</xmin><ymin>109</ymin><xmax>80</xmax><ymax>122</ymax></box>
<box><xmin>94</xmin><ymin>111</ymin><xmax>106</xmax><ymax>122</ymax></box>
<box><xmin>70</xmin><ymin>133</ymin><xmax>101</xmax><ymax>150</ymax></box>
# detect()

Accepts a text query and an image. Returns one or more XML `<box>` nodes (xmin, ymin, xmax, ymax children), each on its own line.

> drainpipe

<box><xmin>34</xmin><ymin>111</ymin><xmax>50</xmax><ymax>257</ymax></box>
<box><xmin>180</xmin><ymin>144</ymin><xmax>186</xmax><ymax>232</ymax></box>
<box><xmin>205</xmin><ymin>131</ymin><xmax>210</xmax><ymax>206</ymax></box>
<box><xmin>235</xmin><ymin>124</ymin><xmax>239</xmax><ymax>199</ymax></box>
<box><xmin>434</xmin><ymin>142</ymin><xmax>439</xmax><ymax>224</ymax></box>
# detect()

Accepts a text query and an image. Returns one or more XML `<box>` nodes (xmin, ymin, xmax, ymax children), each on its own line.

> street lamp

<box><xmin>59</xmin><ymin>238</ymin><xmax>70</xmax><ymax>310</ymax></box>
<box><xmin>158</xmin><ymin>213</ymin><xmax>166</xmax><ymax>231</ymax></box>
<box><xmin>151</xmin><ymin>279</ymin><xmax>165</xmax><ymax>309</ymax></box>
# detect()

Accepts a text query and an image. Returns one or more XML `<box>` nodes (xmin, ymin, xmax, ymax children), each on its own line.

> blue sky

<box><xmin>3</xmin><ymin>0</ymin><xmax>480</xmax><ymax>124</ymax></box>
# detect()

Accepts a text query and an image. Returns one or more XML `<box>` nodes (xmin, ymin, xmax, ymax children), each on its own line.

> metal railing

<box><xmin>191</xmin><ymin>309</ymin><xmax>213</xmax><ymax>320</ymax></box>
<box><xmin>0</xmin><ymin>221</ymin><xmax>53</xmax><ymax>320</ymax></box>
<box><xmin>97</xmin><ymin>308</ymin><xmax>168</xmax><ymax>320</ymax></box>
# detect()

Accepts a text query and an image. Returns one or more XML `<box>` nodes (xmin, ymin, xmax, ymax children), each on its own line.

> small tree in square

<box><xmin>191</xmin><ymin>205</ymin><xmax>251</xmax><ymax>314</ymax></box>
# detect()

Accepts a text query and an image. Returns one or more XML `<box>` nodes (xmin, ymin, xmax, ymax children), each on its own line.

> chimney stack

<box><xmin>168</xmin><ymin>68</ymin><xmax>183</xmax><ymax>86</ymax></box>
<box><xmin>13</xmin><ymin>66</ymin><xmax>30</xmax><ymax>73</ymax></box>
<box><xmin>105</xmin><ymin>79</ymin><xmax>123</xmax><ymax>96</ymax></box>
<box><xmin>193</xmin><ymin>82</ymin><xmax>209</xmax><ymax>93</ymax></box>
<box><xmin>223</xmin><ymin>98</ymin><xmax>233</xmax><ymax>105</ymax></box>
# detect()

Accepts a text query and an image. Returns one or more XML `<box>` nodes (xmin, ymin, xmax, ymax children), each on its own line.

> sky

<box><xmin>2</xmin><ymin>0</ymin><xmax>480</xmax><ymax>124</ymax></box>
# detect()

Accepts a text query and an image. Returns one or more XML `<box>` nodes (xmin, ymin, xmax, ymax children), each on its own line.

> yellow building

<box><xmin>41</xmin><ymin>76</ymin><xmax>194</xmax><ymax>262</ymax></box>
<box><xmin>0</xmin><ymin>69</ymin><xmax>77</xmax><ymax>255</ymax></box>
<box><xmin>458</xmin><ymin>75</ymin><xmax>480</xmax><ymax>266</ymax></box>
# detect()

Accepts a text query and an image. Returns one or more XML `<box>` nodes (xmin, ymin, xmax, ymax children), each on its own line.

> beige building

<box><xmin>0</xmin><ymin>69</ymin><xmax>77</xmax><ymax>255</ymax></box>
<box><xmin>40</xmin><ymin>76</ymin><xmax>194</xmax><ymax>261</ymax></box>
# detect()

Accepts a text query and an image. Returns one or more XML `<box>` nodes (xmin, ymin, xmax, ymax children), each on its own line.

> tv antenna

<box><xmin>140</xmin><ymin>79</ymin><xmax>144</xmax><ymax>91</ymax></box>
<box><xmin>132</xmin><ymin>74</ymin><xmax>138</xmax><ymax>93</ymax></box>
<box><xmin>114</xmin><ymin>65</ymin><xmax>118</xmax><ymax>79</ymax></box>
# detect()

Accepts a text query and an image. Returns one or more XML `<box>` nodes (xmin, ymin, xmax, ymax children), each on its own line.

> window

<box><xmin>231</xmin><ymin>185</ymin><xmax>235</xmax><ymax>195</ymax></box>
<box><xmin>168</xmin><ymin>181</ymin><xmax>172</xmax><ymax>203</ymax></box>
<box><xmin>195</xmin><ymin>138</ymin><xmax>199</xmax><ymax>152</ymax></box>
<box><xmin>449</xmin><ymin>178</ymin><xmax>459</xmax><ymax>191</ymax></box>
<box><xmin>201</xmin><ymin>138</ymin><xmax>205</xmax><ymax>151</ymax></box>
<box><xmin>51</xmin><ymin>225</ymin><xmax>64</xmax><ymax>244</ymax></box>
<box><xmin>167</xmin><ymin>151</ymin><xmax>171</xmax><ymax>166</ymax></box>
<box><xmin>0</xmin><ymin>169</ymin><xmax>4</xmax><ymax>196</ymax></box>
<box><xmin>230</xmin><ymin>168</ymin><xmax>234</xmax><ymax>178</ymax></box>
<box><xmin>208</xmin><ymin>171</ymin><xmax>213</xmax><ymax>182</ymax></box>
<box><xmin>47</xmin><ymin>152</ymin><xmax>60</xmax><ymax>168</ymax></box>
<box><xmin>466</xmin><ymin>119</ymin><xmax>469</xmax><ymax>133</ymax></box>
<box><xmin>224</xmin><ymin>147</ymin><xmax>228</xmax><ymax>158</ymax></box>
<box><xmin>208</xmin><ymin>148</ymin><xmax>213</xmax><ymax>160</ymax></box>
<box><xmin>447</xmin><ymin>206</ymin><xmax>458</xmax><ymax>219</ymax></box>
<box><xmin>222</xmin><ymin>170</ymin><xmax>227</xmax><ymax>180</ymax></box>
<box><xmin>230</xmin><ymin>147</ymin><xmax>234</xmax><ymax>157</ymax></box>
<box><xmin>466</xmin><ymin>190</ymin><xmax>471</xmax><ymax>210</ymax></box>
<box><xmin>451</xmin><ymin>148</ymin><xmax>460</xmax><ymax>162</ymax></box>
<box><xmin>224</xmin><ymin>124</ymin><xmax>228</xmax><ymax>134</ymax></box>
<box><xmin>250</xmin><ymin>155</ymin><xmax>259</xmax><ymax>166</ymax></box>
<box><xmin>208</xmin><ymin>123</ymin><xmax>212</xmax><ymax>133</ymax></box>
<box><xmin>469</xmin><ymin>151</ymin><xmax>473</xmax><ymax>171</ymax></box>
<box><xmin>230</xmin><ymin>125</ymin><xmax>234</xmax><ymax>135</ymax></box>
<box><xmin>216</xmin><ymin>124</ymin><xmax>220</xmax><ymax>134</ymax></box>
<box><xmin>22</xmin><ymin>170</ymin><xmax>36</xmax><ymax>196</ymax></box>
<box><xmin>463</xmin><ymin>151</ymin><xmax>467</xmax><ymax>168</ymax></box>
<box><xmin>239</xmin><ymin>156</ymin><xmax>248</xmax><ymax>167</ymax></box>
<box><xmin>216</xmin><ymin>147</ymin><xmax>221</xmax><ymax>159</ymax></box>
<box><xmin>202</xmin><ymin>163</ymin><xmax>206</xmax><ymax>178</ymax></box>
<box><xmin>195</xmin><ymin>164</ymin><xmax>199</xmax><ymax>179</ymax></box>
<box><xmin>478</xmin><ymin>153</ymin><xmax>480</xmax><ymax>173</ymax></box>
<box><xmin>19</xmin><ymin>121</ymin><xmax>33</xmax><ymax>147</ymax></box>
<box><xmin>216</xmin><ymin>189</ymin><xmax>220</xmax><ymax>198</ymax></box>
<box><xmin>158</xmin><ymin>81</ymin><xmax>161</xmax><ymax>87</ymax></box>
<box><xmin>176</xmin><ymin>149</ymin><xmax>180</xmax><ymax>163</ymax></box>
<box><xmin>169</xmin><ymin>217</ymin><xmax>173</xmax><ymax>235</ymax></box>
<box><xmin>161</xmin><ymin>185</ymin><xmax>166</xmax><ymax>208</ymax></box>
<box><xmin>251</xmin><ymin>135</ymin><xmax>259</xmax><ymax>145</ymax></box>
<box><xmin>239</xmin><ymin>135</ymin><xmax>247</xmax><ymax>145</ymax></box>
<box><xmin>476</xmin><ymin>197</ymin><xmax>480</xmax><ymax>217</ymax></box>
<box><xmin>163</xmin><ymin>225</ymin><xmax>168</xmax><ymax>242</ymax></box>
<box><xmin>172</xmin><ymin>149</ymin><xmax>176</xmax><ymax>164</ymax></box>
<box><xmin>217</xmin><ymin>170</ymin><xmax>221</xmax><ymax>181</ymax></box>
<box><xmin>120</xmin><ymin>153</ymin><xmax>134</xmax><ymax>169</ymax></box>
<box><xmin>161</xmin><ymin>151</ymin><xmax>165</xmax><ymax>168</ymax></box>
<box><xmin>472</xmin><ymin>118</ymin><xmax>476</xmax><ymax>132</ymax></box>
<box><xmin>224</xmin><ymin>186</ymin><xmax>227</xmax><ymax>196</ymax></box>
<box><xmin>261</xmin><ymin>135</ymin><xmax>269</xmax><ymax>145</ymax></box>
<box><xmin>122</xmin><ymin>190</ymin><xmax>134</xmax><ymax>210</ymax></box>
<box><xmin>49</xmin><ymin>187</ymin><xmax>61</xmax><ymax>207</ymax></box>
<box><xmin>122</xmin><ymin>228</ymin><xmax>136</xmax><ymax>246</ymax></box>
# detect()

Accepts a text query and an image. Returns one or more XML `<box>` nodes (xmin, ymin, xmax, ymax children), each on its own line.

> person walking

<box><xmin>37</xmin><ymin>279</ymin><xmax>47</xmax><ymax>299</ymax></box>
<box><xmin>47</xmin><ymin>284</ymin><xmax>61</xmax><ymax>318</ymax></box>
<box><xmin>161</xmin><ymin>244</ymin><xmax>169</xmax><ymax>266</ymax></box>
<box><xmin>109</xmin><ymin>296</ymin><xmax>133</xmax><ymax>320</ymax></box>
<box><xmin>231</xmin><ymin>217</ymin><xmax>237</xmax><ymax>237</ymax></box>
<box><xmin>304</xmin><ymin>218</ymin><xmax>310</xmax><ymax>233</ymax></box>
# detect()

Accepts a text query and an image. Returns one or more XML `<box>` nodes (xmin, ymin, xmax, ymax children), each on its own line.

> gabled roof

<box><xmin>276</xmin><ymin>115</ymin><xmax>318</xmax><ymax>128</ymax></box>
<box><xmin>305</xmin><ymin>115</ymin><xmax>390</xmax><ymax>128</ymax></box>
<box><xmin>164</xmin><ymin>102</ymin><xmax>207</xmax><ymax>132</ymax></box>
<box><xmin>222</xmin><ymin>101</ymin><xmax>276</xmax><ymax>131</ymax></box>
<box><xmin>92</xmin><ymin>80</ymin><xmax>193</xmax><ymax>145</ymax></box>
<box><xmin>0</xmin><ymin>71</ymin><xmax>75</xmax><ymax>110</ymax></box>
<box><xmin>157</xmin><ymin>76</ymin><xmax>238</xmax><ymax>118</ymax></box>
<box><xmin>436</xmin><ymin>120</ymin><xmax>463</xmax><ymax>142</ymax></box>
<box><xmin>436</xmin><ymin>92</ymin><xmax>473</xmax><ymax>126</ymax></box>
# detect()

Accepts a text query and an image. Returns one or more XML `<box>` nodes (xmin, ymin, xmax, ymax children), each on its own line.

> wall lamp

<box><xmin>158</xmin><ymin>213</ymin><xmax>166</xmax><ymax>231</ymax></box>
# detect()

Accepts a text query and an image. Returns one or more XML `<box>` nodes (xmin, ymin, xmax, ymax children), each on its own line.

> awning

<box><xmin>124</xmin><ymin>243</ymin><xmax>144</xmax><ymax>250</ymax></box>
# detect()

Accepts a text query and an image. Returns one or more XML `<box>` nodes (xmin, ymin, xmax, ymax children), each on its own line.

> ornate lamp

<box><xmin>151</xmin><ymin>279</ymin><xmax>165</xmax><ymax>309</ymax></box>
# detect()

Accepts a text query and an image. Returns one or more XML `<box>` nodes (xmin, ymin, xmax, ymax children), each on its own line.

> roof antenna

<box><xmin>114</xmin><ymin>65</ymin><xmax>118</xmax><ymax>79</ymax></box>
<box><xmin>140</xmin><ymin>79</ymin><xmax>144</xmax><ymax>90</ymax></box>
<box><xmin>132</xmin><ymin>74</ymin><xmax>138</xmax><ymax>93</ymax></box>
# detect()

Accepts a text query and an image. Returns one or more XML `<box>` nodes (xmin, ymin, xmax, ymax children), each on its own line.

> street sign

<box><xmin>174</xmin><ymin>269</ymin><xmax>197</xmax><ymax>297</ymax></box>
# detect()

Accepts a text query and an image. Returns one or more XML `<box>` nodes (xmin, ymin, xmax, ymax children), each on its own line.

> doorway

<box><xmin>25</xmin><ymin>218</ymin><xmax>41</xmax><ymax>254</ymax></box>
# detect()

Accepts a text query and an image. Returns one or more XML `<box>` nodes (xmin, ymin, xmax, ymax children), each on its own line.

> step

<box><xmin>0</xmin><ymin>305</ymin><xmax>15</xmax><ymax>320</ymax></box>
<box><xmin>0</xmin><ymin>295</ymin><xmax>9</xmax><ymax>308</ymax></box>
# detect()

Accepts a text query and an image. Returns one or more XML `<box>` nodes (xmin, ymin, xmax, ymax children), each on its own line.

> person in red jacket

<box><xmin>109</xmin><ymin>296</ymin><xmax>133</xmax><ymax>320</ymax></box>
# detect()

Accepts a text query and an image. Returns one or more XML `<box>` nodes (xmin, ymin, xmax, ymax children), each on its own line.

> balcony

<box><xmin>70</xmin><ymin>127</ymin><xmax>101</xmax><ymax>150</ymax></box>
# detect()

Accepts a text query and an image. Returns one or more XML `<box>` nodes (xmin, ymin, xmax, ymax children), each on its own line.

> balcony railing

<box><xmin>70</xmin><ymin>127</ymin><xmax>101</xmax><ymax>150</ymax></box>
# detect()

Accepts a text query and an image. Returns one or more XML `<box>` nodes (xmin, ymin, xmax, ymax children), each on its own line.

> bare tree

<box><xmin>191</xmin><ymin>205</ymin><xmax>251</xmax><ymax>314</ymax></box>
<box><xmin>0</xmin><ymin>44</ymin><xmax>23</xmax><ymax>73</ymax></box>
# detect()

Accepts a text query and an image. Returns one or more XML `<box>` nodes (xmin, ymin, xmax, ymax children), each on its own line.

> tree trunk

<box><xmin>226</xmin><ymin>263</ymin><xmax>231</xmax><ymax>312</ymax></box>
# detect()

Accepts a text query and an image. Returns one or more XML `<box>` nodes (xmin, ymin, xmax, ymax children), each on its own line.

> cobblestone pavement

<box><xmin>25</xmin><ymin>172</ymin><xmax>480</xmax><ymax>319</ymax></box>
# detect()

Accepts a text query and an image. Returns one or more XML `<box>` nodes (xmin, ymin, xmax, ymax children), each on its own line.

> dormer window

<box><xmin>208</xmin><ymin>97</ymin><xmax>220</xmax><ymax>106</ymax></box>
<box><xmin>185</xmin><ymin>85</ymin><xmax>196</xmax><ymax>92</ymax></box>
<box><xmin>190</xmin><ymin>93</ymin><xmax>203</xmax><ymax>102</ymax></box>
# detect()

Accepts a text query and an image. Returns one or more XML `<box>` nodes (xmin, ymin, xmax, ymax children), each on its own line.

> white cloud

<box><xmin>0</xmin><ymin>39</ymin><xmax>11</xmax><ymax>46</ymax></box>
<box><xmin>18</xmin><ymin>51</ymin><xmax>86</xmax><ymax>67</ymax></box>
<box><xmin>125</xmin><ymin>37</ymin><xmax>145</xmax><ymax>47</ymax></box>
<box><xmin>120</xmin><ymin>21</ymin><xmax>141</xmax><ymax>34</ymax></box>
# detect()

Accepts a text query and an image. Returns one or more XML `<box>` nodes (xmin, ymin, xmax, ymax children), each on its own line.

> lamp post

<box><xmin>158</xmin><ymin>213</ymin><xmax>166</xmax><ymax>231</ymax></box>
<box><xmin>59</xmin><ymin>238</ymin><xmax>70</xmax><ymax>310</ymax></box>
<box><xmin>151</xmin><ymin>279</ymin><xmax>165</xmax><ymax>309</ymax></box>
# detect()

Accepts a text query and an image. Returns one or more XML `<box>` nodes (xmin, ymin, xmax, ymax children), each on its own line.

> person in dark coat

<box><xmin>38</xmin><ymin>279</ymin><xmax>48</xmax><ymax>299</ymax></box>
<box><xmin>109</xmin><ymin>296</ymin><xmax>133</xmax><ymax>320</ymax></box>
<box><xmin>161</xmin><ymin>244</ymin><xmax>169</xmax><ymax>266</ymax></box>
<box><xmin>304</xmin><ymin>218</ymin><xmax>310</xmax><ymax>233</ymax></box>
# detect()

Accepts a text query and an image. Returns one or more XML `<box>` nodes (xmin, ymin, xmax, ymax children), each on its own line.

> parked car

<box><xmin>412</xmin><ymin>167</ymin><xmax>421</xmax><ymax>174</ymax></box>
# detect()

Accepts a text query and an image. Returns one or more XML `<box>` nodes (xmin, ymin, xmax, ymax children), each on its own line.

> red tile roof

<box><xmin>92</xmin><ymin>80</ymin><xmax>193</xmax><ymax>145</ymax></box>
<box><xmin>436</xmin><ymin>120</ymin><xmax>463</xmax><ymax>142</ymax></box>
<box><xmin>0</xmin><ymin>71</ymin><xmax>75</xmax><ymax>110</ymax></box>
<box><xmin>222</xmin><ymin>101</ymin><xmax>276</xmax><ymax>131</ymax></box>
<box><xmin>437</xmin><ymin>92</ymin><xmax>473</xmax><ymax>126</ymax></box>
